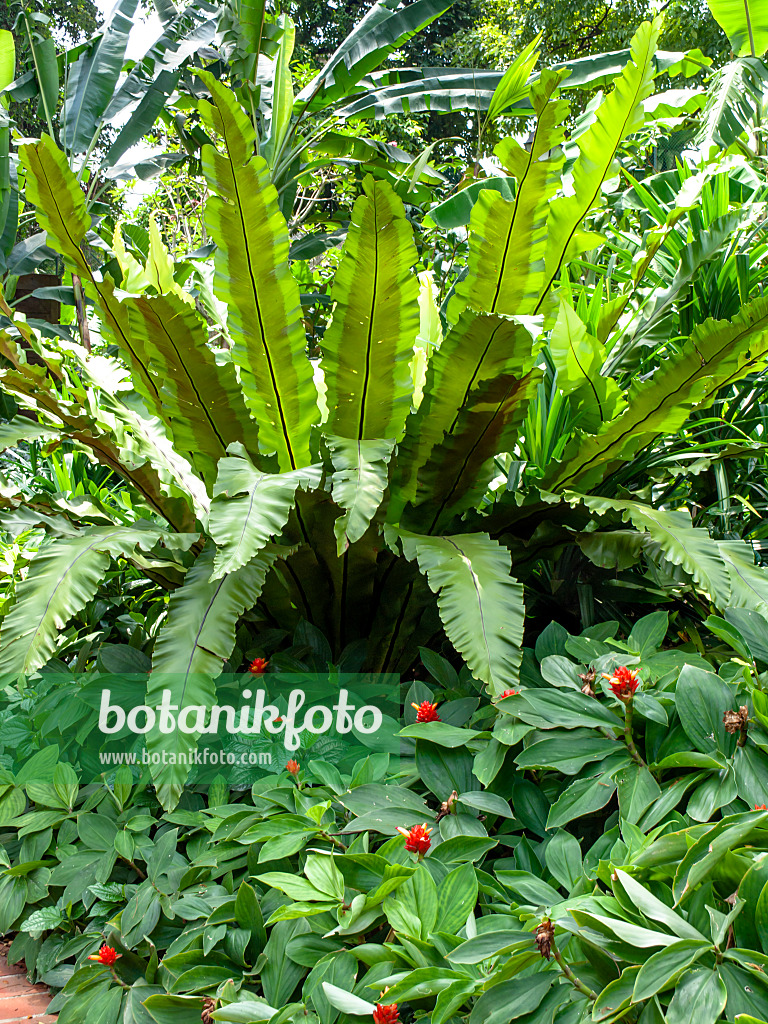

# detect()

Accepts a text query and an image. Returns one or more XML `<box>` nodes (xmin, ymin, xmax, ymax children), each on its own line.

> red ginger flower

<box><xmin>412</xmin><ymin>700</ymin><xmax>440</xmax><ymax>722</ymax></box>
<box><xmin>397</xmin><ymin>822</ymin><xmax>432</xmax><ymax>855</ymax></box>
<box><xmin>757</xmin><ymin>804</ymin><xmax>768</xmax><ymax>810</ymax></box>
<box><xmin>603</xmin><ymin>666</ymin><xmax>639</xmax><ymax>701</ymax></box>
<box><xmin>499</xmin><ymin>689</ymin><xmax>517</xmax><ymax>699</ymax></box>
<box><xmin>88</xmin><ymin>945</ymin><xmax>120</xmax><ymax>966</ymax></box>
<box><xmin>286</xmin><ymin>759</ymin><xmax>300</xmax><ymax>776</ymax></box>
<box><xmin>373</xmin><ymin>1005</ymin><xmax>400</xmax><ymax>1024</ymax></box>
<box><xmin>249</xmin><ymin>657</ymin><xmax>269</xmax><ymax>675</ymax></box>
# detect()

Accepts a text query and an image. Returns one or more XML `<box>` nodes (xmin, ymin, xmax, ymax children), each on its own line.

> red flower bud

<box><xmin>412</xmin><ymin>700</ymin><xmax>440</xmax><ymax>722</ymax></box>
<box><xmin>498</xmin><ymin>689</ymin><xmax>517</xmax><ymax>699</ymax></box>
<box><xmin>756</xmin><ymin>804</ymin><xmax>767</xmax><ymax>810</ymax></box>
<box><xmin>396</xmin><ymin>822</ymin><xmax>432</xmax><ymax>855</ymax></box>
<box><xmin>373</xmin><ymin>1004</ymin><xmax>400</xmax><ymax>1024</ymax></box>
<box><xmin>602</xmin><ymin>666</ymin><xmax>639</xmax><ymax>700</ymax></box>
<box><xmin>88</xmin><ymin>945</ymin><xmax>120</xmax><ymax>966</ymax></box>
<box><xmin>286</xmin><ymin>759</ymin><xmax>300</xmax><ymax>776</ymax></box>
<box><xmin>249</xmin><ymin>657</ymin><xmax>269</xmax><ymax>675</ymax></box>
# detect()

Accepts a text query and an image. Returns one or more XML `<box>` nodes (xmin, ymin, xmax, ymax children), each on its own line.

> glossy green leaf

<box><xmin>322</xmin><ymin>175</ymin><xmax>419</xmax><ymax>441</ymax></box>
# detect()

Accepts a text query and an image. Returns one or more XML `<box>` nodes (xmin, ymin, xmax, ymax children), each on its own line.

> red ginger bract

<box><xmin>249</xmin><ymin>657</ymin><xmax>269</xmax><ymax>675</ymax></box>
<box><xmin>412</xmin><ymin>700</ymin><xmax>440</xmax><ymax>722</ymax></box>
<box><xmin>373</xmin><ymin>1004</ymin><xmax>400</xmax><ymax>1024</ymax></box>
<box><xmin>88</xmin><ymin>945</ymin><xmax>120</xmax><ymax>966</ymax></box>
<box><xmin>397</xmin><ymin>822</ymin><xmax>432</xmax><ymax>855</ymax></box>
<box><xmin>603</xmin><ymin>665</ymin><xmax>639</xmax><ymax>700</ymax></box>
<box><xmin>286</xmin><ymin>759</ymin><xmax>300</xmax><ymax>776</ymax></box>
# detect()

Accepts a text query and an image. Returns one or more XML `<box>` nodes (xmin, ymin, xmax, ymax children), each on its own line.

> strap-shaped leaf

<box><xmin>548</xmin><ymin>299</ymin><xmax>625</xmax><ymax>433</ymax></box>
<box><xmin>545</xmin><ymin>295</ymin><xmax>768</xmax><ymax>493</ymax></box>
<box><xmin>322</xmin><ymin>175</ymin><xmax>419</xmax><ymax>440</ymax></box>
<box><xmin>197</xmin><ymin>70</ymin><xmax>317</xmax><ymax>471</ymax></box>
<box><xmin>208</xmin><ymin>448</ymin><xmax>322</xmax><ymax>580</ymax></box>
<box><xmin>707</xmin><ymin>0</ymin><xmax>768</xmax><ymax>57</ymax></box>
<box><xmin>391</xmin><ymin>312</ymin><xmax>540</xmax><ymax>520</ymax></box>
<box><xmin>261</xmin><ymin>14</ymin><xmax>295</xmax><ymax>170</ymax></box>
<box><xmin>326</xmin><ymin>435</ymin><xmax>395</xmax><ymax>555</ymax></box>
<box><xmin>63</xmin><ymin>0</ymin><xmax>139</xmax><ymax>154</ymax></box>
<box><xmin>0</xmin><ymin>321</ymin><xmax>200</xmax><ymax>531</ymax></box>
<box><xmin>399</xmin><ymin>529</ymin><xmax>525</xmax><ymax>692</ymax></box>
<box><xmin>124</xmin><ymin>292</ymin><xmax>259</xmax><ymax>489</ymax></box>
<box><xmin>412</xmin><ymin>371</ymin><xmax>541</xmax><ymax>531</ymax></box>
<box><xmin>448</xmin><ymin>69</ymin><xmax>568</xmax><ymax>323</ymax></box>
<box><xmin>0</xmin><ymin>525</ymin><xmax>181</xmax><ymax>684</ymax></box>
<box><xmin>568</xmin><ymin>494</ymin><xmax>731</xmax><ymax>608</ymax></box>
<box><xmin>148</xmin><ymin>542</ymin><xmax>282</xmax><ymax>808</ymax></box>
<box><xmin>536</xmin><ymin>17</ymin><xmax>660</xmax><ymax>314</ymax></box>
<box><xmin>20</xmin><ymin>138</ymin><xmax>163</xmax><ymax>411</ymax></box>
<box><xmin>297</xmin><ymin>0</ymin><xmax>455</xmax><ymax>108</ymax></box>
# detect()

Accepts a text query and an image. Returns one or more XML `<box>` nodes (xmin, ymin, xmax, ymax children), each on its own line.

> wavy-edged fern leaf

<box><xmin>321</xmin><ymin>175</ymin><xmax>419</xmax><ymax>440</ymax></box>
<box><xmin>399</xmin><ymin>529</ymin><xmax>525</xmax><ymax>693</ymax></box>
<box><xmin>0</xmin><ymin>525</ymin><xmax>182</xmax><ymax>684</ymax></box>
<box><xmin>326</xmin><ymin>435</ymin><xmax>395</xmax><ymax>555</ymax></box>
<box><xmin>537</xmin><ymin>17</ymin><xmax>660</xmax><ymax>314</ymax></box>
<box><xmin>412</xmin><ymin>371</ymin><xmax>541</xmax><ymax>531</ymax></box>
<box><xmin>448</xmin><ymin>69</ymin><xmax>568</xmax><ymax>323</ymax></box>
<box><xmin>197</xmin><ymin>70</ymin><xmax>317</xmax><ymax>471</ymax></box>
<box><xmin>19</xmin><ymin>138</ymin><xmax>163</xmax><ymax>411</ymax></box>
<box><xmin>124</xmin><ymin>291</ymin><xmax>259</xmax><ymax>489</ymax></box>
<box><xmin>391</xmin><ymin>311</ymin><xmax>540</xmax><ymax>521</ymax></box>
<box><xmin>568</xmin><ymin>493</ymin><xmax>731</xmax><ymax>607</ymax></box>
<box><xmin>147</xmin><ymin>542</ymin><xmax>282</xmax><ymax>808</ymax></box>
<box><xmin>208</xmin><ymin>447</ymin><xmax>321</xmax><ymax>580</ymax></box>
<box><xmin>0</xmin><ymin>418</ymin><xmax>58</xmax><ymax>450</ymax></box>
<box><xmin>545</xmin><ymin>295</ymin><xmax>768</xmax><ymax>493</ymax></box>
<box><xmin>0</xmin><ymin>351</ymin><xmax>198</xmax><ymax>532</ymax></box>
<box><xmin>548</xmin><ymin>299</ymin><xmax>625</xmax><ymax>433</ymax></box>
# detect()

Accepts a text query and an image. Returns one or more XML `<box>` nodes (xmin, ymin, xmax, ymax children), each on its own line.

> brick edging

<box><xmin>0</xmin><ymin>954</ymin><xmax>56</xmax><ymax>1022</ymax></box>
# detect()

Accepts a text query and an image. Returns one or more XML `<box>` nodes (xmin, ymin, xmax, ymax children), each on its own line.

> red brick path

<box><xmin>0</xmin><ymin>956</ymin><xmax>55</xmax><ymax>1022</ymax></box>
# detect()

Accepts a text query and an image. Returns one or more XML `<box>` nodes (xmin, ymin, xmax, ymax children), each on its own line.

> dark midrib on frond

<box><xmin>154</xmin><ymin>302</ymin><xmax>229</xmax><ymax>453</ymax></box>
<box><xmin>533</xmin><ymin>36</ymin><xmax>654</xmax><ymax>315</ymax></box>
<box><xmin>552</xmin><ymin>309</ymin><xmax>768</xmax><ymax>491</ymax></box>
<box><xmin>428</xmin><ymin>377</ymin><xmax>529</xmax><ymax>534</ymax></box>
<box><xmin>490</xmin><ymin>119</ymin><xmax>540</xmax><ymax>314</ymax></box>
<box><xmin>381</xmin><ymin>580</ymin><xmax>414</xmax><ymax>673</ymax></box>
<box><xmin>225</xmin><ymin>142</ymin><xmax>297</xmax><ymax>469</ymax></box>
<box><xmin>37</xmin><ymin>160</ymin><xmax>161</xmax><ymax>401</ymax></box>
<box><xmin>447</xmin><ymin>320</ymin><xmax>507</xmax><ymax>437</ymax></box>
<box><xmin>77</xmin><ymin>432</ymin><xmax>185</xmax><ymax>531</ymax></box>
<box><xmin>358</xmin><ymin>197</ymin><xmax>380</xmax><ymax>440</ymax></box>
<box><xmin>568</xmin><ymin>331</ymin><xmax>604</xmax><ymax>421</ymax></box>
<box><xmin>180</xmin><ymin>577</ymin><xmax>227</xmax><ymax>700</ymax></box>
